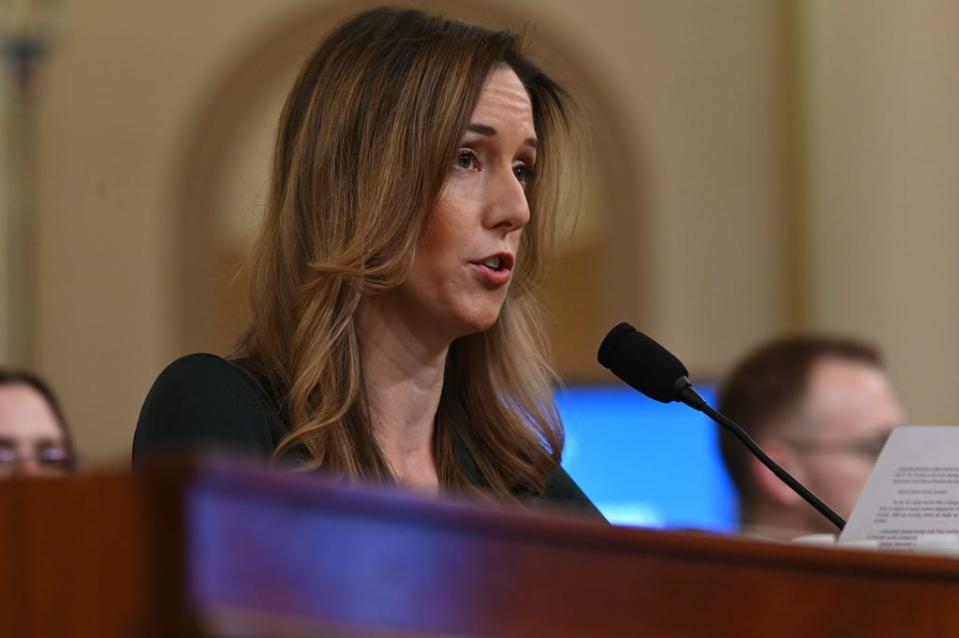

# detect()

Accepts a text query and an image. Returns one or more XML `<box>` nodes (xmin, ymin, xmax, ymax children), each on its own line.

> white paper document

<box><xmin>840</xmin><ymin>425</ymin><xmax>959</xmax><ymax>550</ymax></box>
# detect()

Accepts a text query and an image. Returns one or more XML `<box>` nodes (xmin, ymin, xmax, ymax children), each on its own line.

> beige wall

<box><xmin>10</xmin><ymin>0</ymin><xmax>949</xmax><ymax>463</ymax></box>
<box><xmin>0</xmin><ymin>67</ymin><xmax>10</xmax><ymax>364</ymax></box>
<box><xmin>33</xmin><ymin>0</ymin><xmax>315</xmax><ymax>462</ymax></box>
<box><xmin>799</xmin><ymin>0</ymin><xmax>959</xmax><ymax>423</ymax></box>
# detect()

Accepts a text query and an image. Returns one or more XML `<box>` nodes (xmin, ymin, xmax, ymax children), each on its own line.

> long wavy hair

<box><xmin>237</xmin><ymin>7</ymin><xmax>573</xmax><ymax>498</ymax></box>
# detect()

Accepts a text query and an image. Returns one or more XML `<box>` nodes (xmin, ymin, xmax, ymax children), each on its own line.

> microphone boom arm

<box><xmin>675</xmin><ymin>379</ymin><xmax>846</xmax><ymax>531</ymax></box>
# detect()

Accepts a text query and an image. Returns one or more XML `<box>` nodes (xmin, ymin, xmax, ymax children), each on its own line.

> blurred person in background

<box><xmin>0</xmin><ymin>370</ymin><xmax>77</xmax><ymax>477</ymax></box>
<box><xmin>718</xmin><ymin>336</ymin><xmax>904</xmax><ymax>541</ymax></box>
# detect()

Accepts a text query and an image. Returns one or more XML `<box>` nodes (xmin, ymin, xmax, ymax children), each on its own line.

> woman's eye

<box><xmin>513</xmin><ymin>163</ymin><xmax>536</xmax><ymax>188</ymax></box>
<box><xmin>455</xmin><ymin>149</ymin><xmax>478</xmax><ymax>170</ymax></box>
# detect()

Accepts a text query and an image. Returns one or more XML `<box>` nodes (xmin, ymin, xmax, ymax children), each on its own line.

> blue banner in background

<box><xmin>556</xmin><ymin>385</ymin><xmax>739</xmax><ymax>532</ymax></box>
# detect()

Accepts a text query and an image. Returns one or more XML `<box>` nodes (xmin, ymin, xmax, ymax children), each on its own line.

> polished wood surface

<box><xmin>2</xmin><ymin>459</ymin><xmax>958</xmax><ymax>637</ymax></box>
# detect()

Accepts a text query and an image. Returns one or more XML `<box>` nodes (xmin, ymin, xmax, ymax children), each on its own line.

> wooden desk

<box><xmin>2</xmin><ymin>459</ymin><xmax>957</xmax><ymax>636</ymax></box>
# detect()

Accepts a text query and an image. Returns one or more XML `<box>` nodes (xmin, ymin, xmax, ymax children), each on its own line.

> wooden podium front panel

<box><xmin>1</xmin><ymin>473</ymin><xmax>154</xmax><ymax>637</ymax></box>
<box><xmin>3</xmin><ymin>460</ymin><xmax>959</xmax><ymax>637</ymax></box>
<box><xmin>182</xmin><ymin>465</ymin><xmax>959</xmax><ymax>637</ymax></box>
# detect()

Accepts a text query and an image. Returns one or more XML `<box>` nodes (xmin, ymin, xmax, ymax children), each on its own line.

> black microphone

<box><xmin>598</xmin><ymin>322</ymin><xmax>846</xmax><ymax>531</ymax></box>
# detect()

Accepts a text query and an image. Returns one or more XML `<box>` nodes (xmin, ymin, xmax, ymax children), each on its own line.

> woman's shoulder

<box><xmin>132</xmin><ymin>353</ymin><xmax>287</xmax><ymax>465</ymax></box>
<box><xmin>139</xmin><ymin>353</ymin><xmax>274</xmax><ymax>415</ymax></box>
<box><xmin>149</xmin><ymin>352</ymin><xmax>249</xmax><ymax>385</ymax></box>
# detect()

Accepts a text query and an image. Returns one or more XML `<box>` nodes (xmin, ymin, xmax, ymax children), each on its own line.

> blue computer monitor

<box><xmin>556</xmin><ymin>385</ymin><xmax>739</xmax><ymax>532</ymax></box>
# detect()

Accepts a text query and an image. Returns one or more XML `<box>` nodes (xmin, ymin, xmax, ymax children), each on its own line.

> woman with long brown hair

<box><xmin>133</xmin><ymin>7</ymin><xmax>600</xmax><ymax>516</ymax></box>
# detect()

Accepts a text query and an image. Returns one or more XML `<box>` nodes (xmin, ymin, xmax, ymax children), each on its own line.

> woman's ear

<box><xmin>750</xmin><ymin>438</ymin><xmax>805</xmax><ymax>507</ymax></box>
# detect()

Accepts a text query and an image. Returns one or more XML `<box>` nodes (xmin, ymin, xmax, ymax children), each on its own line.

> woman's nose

<box><xmin>14</xmin><ymin>456</ymin><xmax>42</xmax><ymax>476</ymax></box>
<box><xmin>483</xmin><ymin>167</ymin><xmax>530</xmax><ymax>233</ymax></box>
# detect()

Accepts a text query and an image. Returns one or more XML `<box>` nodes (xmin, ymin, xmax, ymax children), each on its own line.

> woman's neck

<box><xmin>355</xmin><ymin>299</ymin><xmax>450</xmax><ymax>492</ymax></box>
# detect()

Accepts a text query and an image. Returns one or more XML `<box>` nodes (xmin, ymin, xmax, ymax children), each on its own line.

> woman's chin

<box><xmin>452</xmin><ymin>305</ymin><xmax>503</xmax><ymax>337</ymax></box>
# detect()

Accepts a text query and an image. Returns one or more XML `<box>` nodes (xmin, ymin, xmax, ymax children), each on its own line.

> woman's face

<box><xmin>0</xmin><ymin>384</ymin><xmax>70</xmax><ymax>477</ymax></box>
<box><xmin>396</xmin><ymin>66</ymin><xmax>537</xmax><ymax>342</ymax></box>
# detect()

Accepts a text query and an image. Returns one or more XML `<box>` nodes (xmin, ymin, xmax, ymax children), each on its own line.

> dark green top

<box><xmin>133</xmin><ymin>353</ymin><xmax>604</xmax><ymax>520</ymax></box>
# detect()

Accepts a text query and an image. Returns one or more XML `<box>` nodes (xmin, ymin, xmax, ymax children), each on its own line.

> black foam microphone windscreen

<box><xmin>597</xmin><ymin>323</ymin><xmax>689</xmax><ymax>403</ymax></box>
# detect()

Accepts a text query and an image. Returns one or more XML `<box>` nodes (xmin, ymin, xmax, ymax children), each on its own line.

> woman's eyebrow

<box><xmin>467</xmin><ymin>123</ymin><xmax>538</xmax><ymax>149</ymax></box>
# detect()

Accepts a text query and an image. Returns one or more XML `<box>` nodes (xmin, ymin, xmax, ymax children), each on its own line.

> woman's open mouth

<box><xmin>470</xmin><ymin>252</ymin><xmax>513</xmax><ymax>286</ymax></box>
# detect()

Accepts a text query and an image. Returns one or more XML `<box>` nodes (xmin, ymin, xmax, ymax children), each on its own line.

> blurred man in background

<box><xmin>0</xmin><ymin>370</ymin><xmax>76</xmax><ymax>477</ymax></box>
<box><xmin>718</xmin><ymin>337</ymin><xmax>904</xmax><ymax>540</ymax></box>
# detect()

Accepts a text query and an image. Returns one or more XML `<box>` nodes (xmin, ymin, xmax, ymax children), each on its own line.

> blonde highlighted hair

<box><xmin>238</xmin><ymin>7</ymin><xmax>573</xmax><ymax>497</ymax></box>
